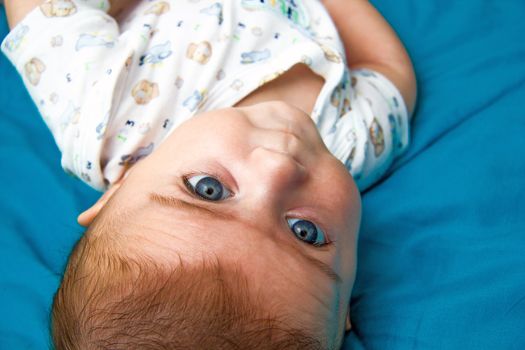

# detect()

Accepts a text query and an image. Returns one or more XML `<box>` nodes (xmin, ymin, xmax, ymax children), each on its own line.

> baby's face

<box><xmin>92</xmin><ymin>101</ymin><xmax>361</xmax><ymax>344</ymax></box>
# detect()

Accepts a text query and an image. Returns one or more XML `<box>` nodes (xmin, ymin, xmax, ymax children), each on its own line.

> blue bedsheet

<box><xmin>1</xmin><ymin>1</ymin><xmax>524</xmax><ymax>349</ymax></box>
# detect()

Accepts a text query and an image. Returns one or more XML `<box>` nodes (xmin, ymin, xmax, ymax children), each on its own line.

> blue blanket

<box><xmin>1</xmin><ymin>1</ymin><xmax>524</xmax><ymax>349</ymax></box>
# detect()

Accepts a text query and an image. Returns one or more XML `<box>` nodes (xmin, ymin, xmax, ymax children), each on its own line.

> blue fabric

<box><xmin>1</xmin><ymin>1</ymin><xmax>524</xmax><ymax>349</ymax></box>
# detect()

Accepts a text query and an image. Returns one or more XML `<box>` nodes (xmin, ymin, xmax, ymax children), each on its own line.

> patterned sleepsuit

<box><xmin>1</xmin><ymin>0</ymin><xmax>410</xmax><ymax>191</ymax></box>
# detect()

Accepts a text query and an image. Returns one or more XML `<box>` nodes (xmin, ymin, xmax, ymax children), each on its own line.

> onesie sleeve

<box><xmin>1</xmin><ymin>0</ymin><xmax>141</xmax><ymax>191</ymax></box>
<box><xmin>328</xmin><ymin>68</ymin><xmax>411</xmax><ymax>191</ymax></box>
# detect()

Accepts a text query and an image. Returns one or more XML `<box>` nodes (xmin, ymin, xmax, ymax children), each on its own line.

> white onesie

<box><xmin>1</xmin><ymin>0</ymin><xmax>410</xmax><ymax>192</ymax></box>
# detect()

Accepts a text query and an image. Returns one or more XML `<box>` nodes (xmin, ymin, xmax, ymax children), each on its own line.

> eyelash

<box><xmin>182</xmin><ymin>170</ymin><xmax>233</xmax><ymax>199</ymax></box>
<box><xmin>181</xmin><ymin>172</ymin><xmax>335</xmax><ymax>247</ymax></box>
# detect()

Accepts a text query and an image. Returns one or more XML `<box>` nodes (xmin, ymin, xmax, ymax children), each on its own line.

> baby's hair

<box><xmin>51</xmin><ymin>212</ymin><xmax>328</xmax><ymax>350</ymax></box>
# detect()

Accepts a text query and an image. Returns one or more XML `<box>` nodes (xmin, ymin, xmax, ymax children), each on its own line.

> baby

<box><xmin>2</xmin><ymin>0</ymin><xmax>416</xmax><ymax>349</ymax></box>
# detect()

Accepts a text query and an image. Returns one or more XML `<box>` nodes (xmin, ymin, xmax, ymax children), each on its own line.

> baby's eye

<box><xmin>287</xmin><ymin>218</ymin><xmax>327</xmax><ymax>247</ymax></box>
<box><xmin>185</xmin><ymin>175</ymin><xmax>231</xmax><ymax>201</ymax></box>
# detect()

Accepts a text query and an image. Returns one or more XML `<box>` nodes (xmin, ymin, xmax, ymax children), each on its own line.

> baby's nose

<box><xmin>249</xmin><ymin>146</ymin><xmax>308</xmax><ymax>202</ymax></box>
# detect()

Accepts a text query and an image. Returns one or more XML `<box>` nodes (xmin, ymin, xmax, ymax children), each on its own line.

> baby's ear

<box><xmin>77</xmin><ymin>180</ymin><xmax>123</xmax><ymax>227</ymax></box>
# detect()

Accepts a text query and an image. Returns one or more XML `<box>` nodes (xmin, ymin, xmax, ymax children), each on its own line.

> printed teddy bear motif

<box><xmin>186</xmin><ymin>41</ymin><xmax>213</xmax><ymax>64</ymax></box>
<box><xmin>24</xmin><ymin>58</ymin><xmax>46</xmax><ymax>86</ymax></box>
<box><xmin>40</xmin><ymin>0</ymin><xmax>77</xmax><ymax>17</ymax></box>
<box><xmin>240</xmin><ymin>49</ymin><xmax>271</xmax><ymax>64</ymax></box>
<box><xmin>119</xmin><ymin>142</ymin><xmax>155</xmax><ymax>167</ymax></box>
<box><xmin>144</xmin><ymin>1</ymin><xmax>170</xmax><ymax>16</ymax></box>
<box><xmin>75</xmin><ymin>33</ymin><xmax>115</xmax><ymax>51</ymax></box>
<box><xmin>131</xmin><ymin>80</ymin><xmax>159</xmax><ymax>105</ymax></box>
<box><xmin>200</xmin><ymin>3</ymin><xmax>223</xmax><ymax>25</ymax></box>
<box><xmin>139</xmin><ymin>41</ymin><xmax>172</xmax><ymax>65</ymax></box>
<box><xmin>3</xmin><ymin>25</ymin><xmax>28</xmax><ymax>52</ymax></box>
<box><xmin>369</xmin><ymin>118</ymin><xmax>385</xmax><ymax>157</ymax></box>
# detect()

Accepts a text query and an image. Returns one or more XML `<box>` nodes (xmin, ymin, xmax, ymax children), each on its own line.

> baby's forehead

<box><xmin>109</xmin><ymin>188</ymin><xmax>341</xmax><ymax>287</ymax></box>
<box><xmin>102</xmin><ymin>201</ymin><xmax>340</xmax><ymax>321</ymax></box>
<box><xmin>136</xmin><ymin>199</ymin><xmax>273</xmax><ymax>250</ymax></box>
<box><xmin>128</xmin><ymin>200</ymin><xmax>332</xmax><ymax>275</ymax></box>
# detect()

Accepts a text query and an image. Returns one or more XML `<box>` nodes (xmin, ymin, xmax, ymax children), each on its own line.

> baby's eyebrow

<box><xmin>149</xmin><ymin>192</ymin><xmax>342</xmax><ymax>285</ymax></box>
<box><xmin>149</xmin><ymin>192</ymin><xmax>236</xmax><ymax>221</ymax></box>
<box><xmin>292</xmin><ymin>248</ymin><xmax>342</xmax><ymax>285</ymax></box>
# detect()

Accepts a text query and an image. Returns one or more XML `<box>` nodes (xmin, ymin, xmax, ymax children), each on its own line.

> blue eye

<box><xmin>287</xmin><ymin>218</ymin><xmax>327</xmax><ymax>246</ymax></box>
<box><xmin>185</xmin><ymin>175</ymin><xmax>231</xmax><ymax>201</ymax></box>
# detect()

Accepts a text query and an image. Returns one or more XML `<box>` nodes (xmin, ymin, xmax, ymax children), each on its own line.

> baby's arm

<box><xmin>319</xmin><ymin>0</ymin><xmax>417</xmax><ymax>190</ymax></box>
<box><xmin>4</xmin><ymin>0</ymin><xmax>133</xmax><ymax>28</ymax></box>
<box><xmin>322</xmin><ymin>0</ymin><xmax>417</xmax><ymax>117</ymax></box>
